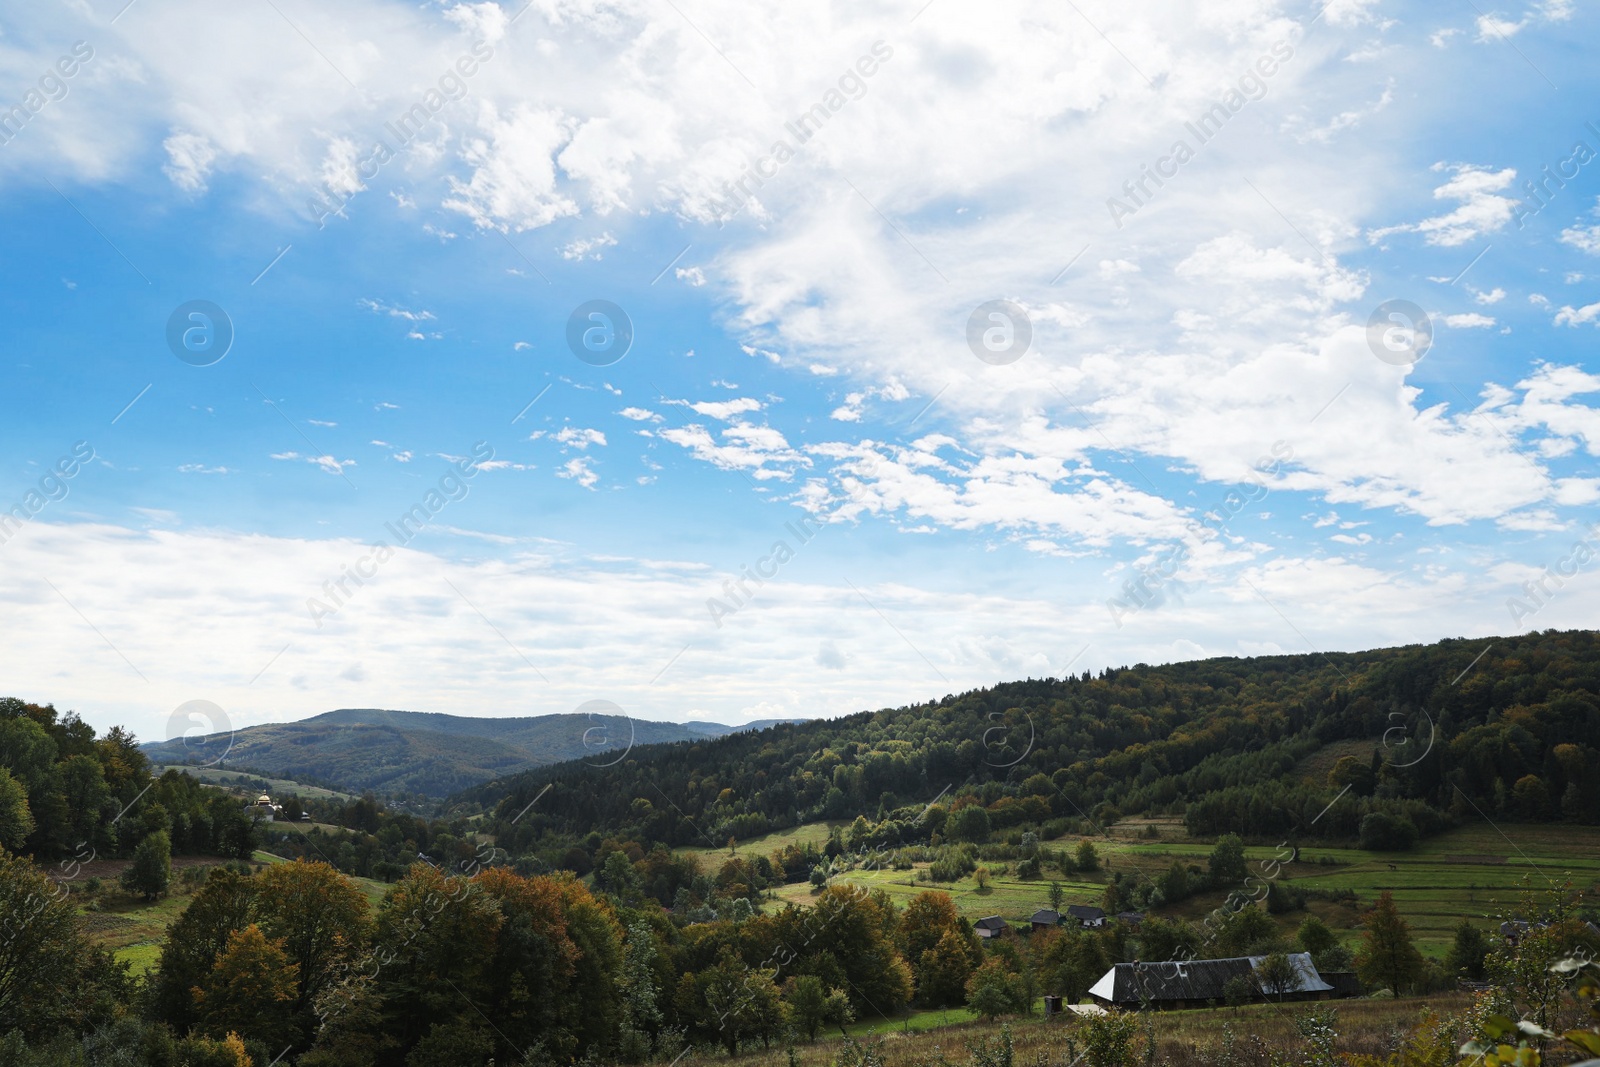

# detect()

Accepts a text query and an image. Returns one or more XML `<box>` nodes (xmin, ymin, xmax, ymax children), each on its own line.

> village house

<box><xmin>1066</xmin><ymin>904</ymin><xmax>1106</xmax><ymax>929</ymax></box>
<box><xmin>1088</xmin><ymin>952</ymin><xmax>1338</xmax><ymax>1010</ymax></box>
<box><xmin>1030</xmin><ymin>908</ymin><xmax>1062</xmax><ymax>932</ymax></box>
<box><xmin>974</xmin><ymin>915</ymin><xmax>1011</xmax><ymax>940</ymax></box>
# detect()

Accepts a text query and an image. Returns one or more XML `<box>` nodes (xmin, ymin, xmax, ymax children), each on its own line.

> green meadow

<box><xmin>722</xmin><ymin>818</ymin><xmax>1600</xmax><ymax>958</ymax></box>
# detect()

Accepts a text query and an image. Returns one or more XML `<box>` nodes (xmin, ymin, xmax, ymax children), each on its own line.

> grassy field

<box><xmin>717</xmin><ymin>818</ymin><xmax>1600</xmax><ymax>958</ymax></box>
<box><xmin>683</xmin><ymin>822</ymin><xmax>834</xmax><ymax>864</ymax></box>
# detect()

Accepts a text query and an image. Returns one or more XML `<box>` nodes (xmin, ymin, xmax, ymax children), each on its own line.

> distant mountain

<box><xmin>140</xmin><ymin>708</ymin><xmax>810</xmax><ymax>797</ymax></box>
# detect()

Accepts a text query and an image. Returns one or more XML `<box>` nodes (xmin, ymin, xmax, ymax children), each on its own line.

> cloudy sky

<box><xmin>2</xmin><ymin>0</ymin><xmax>1597</xmax><ymax>744</ymax></box>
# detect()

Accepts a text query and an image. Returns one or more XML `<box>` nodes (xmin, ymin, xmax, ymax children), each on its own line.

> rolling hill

<box><xmin>140</xmin><ymin>707</ymin><xmax>808</xmax><ymax>797</ymax></box>
<box><xmin>458</xmin><ymin>630</ymin><xmax>1600</xmax><ymax>861</ymax></box>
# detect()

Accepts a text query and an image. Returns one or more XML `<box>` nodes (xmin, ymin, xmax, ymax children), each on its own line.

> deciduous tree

<box><xmin>1354</xmin><ymin>891</ymin><xmax>1423</xmax><ymax>996</ymax></box>
<box><xmin>121</xmin><ymin>830</ymin><xmax>171</xmax><ymax>901</ymax></box>
<box><xmin>255</xmin><ymin>859</ymin><xmax>370</xmax><ymax>1016</ymax></box>
<box><xmin>193</xmin><ymin>923</ymin><xmax>299</xmax><ymax>1050</ymax></box>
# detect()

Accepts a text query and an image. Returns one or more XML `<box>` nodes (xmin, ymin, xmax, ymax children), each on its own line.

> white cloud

<box><xmin>560</xmin><ymin>232</ymin><xmax>617</xmax><ymax>260</ymax></box>
<box><xmin>660</xmin><ymin>421</ymin><xmax>809</xmax><ymax>481</ymax></box>
<box><xmin>1475</xmin><ymin>13</ymin><xmax>1529</xmax><ymax>41</ymax></box>
<box><xmin>557</xmin><ymin>456</ymin><xmax>599</xmax><ymax>489</ymax></box>
<box><xmin>269</xmin><ymin>451</ymin><xmax>356</xmax><ymax>476</ymax></box>
<box><xmin>1555</xmin><ymin>302</ymin><xmax>1600</xmax><ymax>327</ymax></box>
<box><xmin>444</xmin><ymin>104</ymin><xmax>579</xmax><ymax>232</ymax></box>
<box><xmin>1561</xmin><ymin>220</ymin><xmax>1600</xmax><ymax>255</ymax></box>
<box><xmin>162</xmin><ymin>132</ymin><xmax>217</xmax><ymax>193</ymax></box>
<box><xmin>687</xmin><ymin>397</ymin><xmax>763</xmax><ymax>420</ymax></box>
<box><xmin>555</xmin><ymin>427</ymin><xmax>607</xmax><ymax>449</ymax></box>
<box><xmin>1290</xmin><ymin>79</ymin><xmax>1394</xmax><ymax>143</ymax></box>
<box><xmin>358</xmin><ymin>298</ymin><xmax>436</xmax><ymax>322</ymax></box>
<box><xmin>1441</xmin><ymin>313</ymin><xmax>1496</xmax><ymax>328</ymax></box>
<box><xmin>1369</xmin><ymin>164</ymin><xmax>1519</xmax><ymax>247</ymax></box>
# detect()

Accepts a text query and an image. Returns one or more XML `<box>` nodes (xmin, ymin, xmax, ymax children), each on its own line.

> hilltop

<box><xmin>140</xmin><ymin>707</ymin><xmax>809</xmax><ymax>797</ymax></box>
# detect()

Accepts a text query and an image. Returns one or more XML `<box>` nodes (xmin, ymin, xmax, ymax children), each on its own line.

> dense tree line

<box><xmin>0</xmin><ymin>698</ymin><xmax>256</xmax><ymax>864</ymax></box>
<box><xmin>463</xmin><ymin>631</ymin><xmax>1600</xmax><ymax>872</ymax></box>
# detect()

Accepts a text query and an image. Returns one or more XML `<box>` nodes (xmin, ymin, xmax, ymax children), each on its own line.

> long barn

<box><xmin>1087</xmin><ymin>953</ymin><xmax>1336</xmax><ymax>1010</ymax></box>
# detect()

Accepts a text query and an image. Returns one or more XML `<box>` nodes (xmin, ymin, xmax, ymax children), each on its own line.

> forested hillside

<box><xmin>141</xmin><ymin>708</ymin><xmax>809</xmax><ymax>796</ymax></box>
<box><xmin>469</xmin><ymin>631</ymin><xmax>1599</xmax><ymax>867</ymax></box>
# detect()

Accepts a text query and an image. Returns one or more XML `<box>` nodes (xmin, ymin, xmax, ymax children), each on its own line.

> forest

<box><xmin>468</xmin><ymin>631</ymin><xmax>1599</xmax><ymax>875</ymax></box>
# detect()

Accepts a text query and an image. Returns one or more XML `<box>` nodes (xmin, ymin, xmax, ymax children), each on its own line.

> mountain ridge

<box><xmin>140</xmin><ymin>707</ymin><xmax>811</xmax><ymax>797</ymax></box>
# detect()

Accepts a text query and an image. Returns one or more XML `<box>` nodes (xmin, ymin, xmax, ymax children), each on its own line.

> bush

<box><xmin>1358</xmin><ymin>812</ymin><xmax>1418</xmax><ymax>852</ymax></box>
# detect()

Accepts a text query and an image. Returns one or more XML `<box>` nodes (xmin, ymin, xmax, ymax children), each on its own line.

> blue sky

<box><xmin>1</xmin><ymin>0</ymin><xmax>1598</xmax><ymax>744</ymax></box>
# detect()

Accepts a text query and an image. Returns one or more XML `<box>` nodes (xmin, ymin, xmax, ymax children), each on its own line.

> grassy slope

<box><xmin>727</xmin><ymin>818</ymin><xmax>1600</xmax><ymax>958</ymax></box>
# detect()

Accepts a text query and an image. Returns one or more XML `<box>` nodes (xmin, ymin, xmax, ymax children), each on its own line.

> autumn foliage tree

<box><xmin>900</xmin><ymin>891</ymin><xmax>979</xmax><ymax>1006</ymax></box>
<box><xmin>193</xmin><ymin>923</ymin><xmax>300</xmax><ymax>1050</ymax></box>
<box><xmin>254</xmin><ymin>859</ymin><xmax>370</xmax><ymax>1019</ymax></box>
<box><xmin>1355</xmin><ymin>891</ymin><xmax>1424</xmax><ymax>995</ymax></box>
<box><xmin>150</xmin><ymin>866</ymin><xmax>258</xmax><ymax>1033</ymax></box>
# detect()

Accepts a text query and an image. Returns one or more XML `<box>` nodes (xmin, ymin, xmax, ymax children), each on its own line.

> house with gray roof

<box><xmin>1087</xmin><ymin>952</ymin><xmax>1337</xmax><ymax>1009</ymax></box>
<box><xmin>974</xmin><ymin>915</ymin><xmax>1011</xmax><ymax>940</ymax></box>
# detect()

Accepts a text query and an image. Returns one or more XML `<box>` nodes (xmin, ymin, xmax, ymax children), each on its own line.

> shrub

<box><xmin>1358</xmin><ymin>812</ymin><xmax>1419</xmax><ymax>852</ymax></box>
